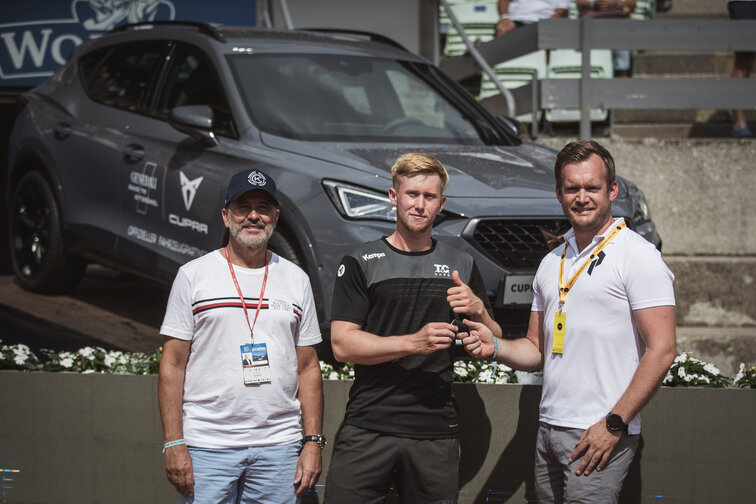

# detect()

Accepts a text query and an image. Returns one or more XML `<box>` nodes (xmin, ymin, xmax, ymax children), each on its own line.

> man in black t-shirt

<box><xmin>324</xmin><ymin>152</ymin><xmax>502</xmax><ymax>504</ymax></box>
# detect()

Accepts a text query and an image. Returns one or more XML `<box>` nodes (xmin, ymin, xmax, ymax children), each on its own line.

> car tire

<box><xmin>9</xmin><ymin>171</ymin><xmax>86</xmax><ymax>293</ymax></box>
<box><xmin>269</xmin><ymin>227</ymin><xmax>305</xmax><ymax>271</ymax></box>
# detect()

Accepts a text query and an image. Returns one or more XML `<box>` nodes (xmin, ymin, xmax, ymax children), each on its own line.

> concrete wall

<box><xmin>1</xmin><ymin>372</ymin><xmax>754</xmax><ymax>504</ymax></box>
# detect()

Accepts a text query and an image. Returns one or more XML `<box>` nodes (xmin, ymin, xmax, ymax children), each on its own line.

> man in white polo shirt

<box><xmin>496</xmin><ymin>0</ymin><xmax>570</xmax><ymax>36</ymax></box>
<box><xmin>459</xmin><ymin>140</ymin><xmax>677</xmax><ymax>502</ymax></box>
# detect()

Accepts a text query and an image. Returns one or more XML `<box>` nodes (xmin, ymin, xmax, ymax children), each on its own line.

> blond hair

<box><xmin>391</xmin><ymin>152</ymin><xmax>449</xmax><ymax>191</ymax></box>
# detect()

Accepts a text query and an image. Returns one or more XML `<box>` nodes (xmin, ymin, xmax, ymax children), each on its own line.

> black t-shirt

<box><xmin>330</xmin><ymin>237</ymin><xmax>493</xmax><ymax>439</ymax></box>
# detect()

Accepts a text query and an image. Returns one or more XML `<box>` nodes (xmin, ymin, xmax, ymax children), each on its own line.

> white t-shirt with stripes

<box><xmin>160</xmin><ymin>250</ymin><xmax>321</xmax><ymax>448</ymax></box>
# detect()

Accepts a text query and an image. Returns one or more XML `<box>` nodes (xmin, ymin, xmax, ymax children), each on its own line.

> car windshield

<box><xmin>229</xmin><ymin>53</ymin><xmax>510</xmax><ymax>144</ymax></box>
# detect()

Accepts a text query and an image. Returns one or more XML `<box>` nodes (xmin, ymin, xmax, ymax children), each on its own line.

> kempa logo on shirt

<box><xmin>337</xmin><ymin>264</ymin><xmax>345</xmax><ymax>277</ymax></box>
<box><xmin>434</xmin><ymin>263</ymin><xmax>450</xmax><ymax>277</ymax></box>
<box><xmin>362</xmin><ymin>252</ymin><xmax>386</xmax><ymax>261</ymax></box>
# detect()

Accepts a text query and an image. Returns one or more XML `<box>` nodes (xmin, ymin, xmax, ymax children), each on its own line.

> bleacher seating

<box><xmin>440</xmin><ymin>0</ymin><xmax>656</xmax><ymax>127</ymax></box>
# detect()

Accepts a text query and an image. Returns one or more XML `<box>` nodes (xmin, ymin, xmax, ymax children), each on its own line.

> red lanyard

<box><xmin>224</xmin><ymin>247</ymin><xmax>268</xmax><ymax>344</ymax></box>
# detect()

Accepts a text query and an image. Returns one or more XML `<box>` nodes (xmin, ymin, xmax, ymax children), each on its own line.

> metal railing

<box><xmin>438</xmin><ymin>0</ymin><xmax>516</xmax><ymax>116</ymax></box>
<box><xmin>440</xmin><ymin>19</ymin><xmax>756</xmax><ymax>139</ymax></box>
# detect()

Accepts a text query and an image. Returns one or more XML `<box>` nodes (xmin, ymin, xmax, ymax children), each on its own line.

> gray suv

<box><xmin>7</xmin><ymin>22</ymin><xmax>660</xmax><ymax>336</ymax></box>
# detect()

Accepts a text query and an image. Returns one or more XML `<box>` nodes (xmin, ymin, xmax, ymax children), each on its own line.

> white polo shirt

<box><xmin>507</xmin><ymin>0</ymin><xmax>571</xmax><ymax>24</ymax></box>
<box><xmin>532</xmin><ymin>218</ymin><xmax>675</xmax><ymax>434</ymax></box>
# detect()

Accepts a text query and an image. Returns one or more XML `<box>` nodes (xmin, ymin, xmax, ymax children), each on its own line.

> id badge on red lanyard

<box><xmin>225</xmin><ymin>247</ymin><xmax>272</xmax><ymax>384</ymax></box>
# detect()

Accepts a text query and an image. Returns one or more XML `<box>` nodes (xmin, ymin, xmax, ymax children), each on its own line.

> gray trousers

<box><xmin>535</xmin><ymin>422</ymin><xmax>638</xmax><ymax>504</ymax></box>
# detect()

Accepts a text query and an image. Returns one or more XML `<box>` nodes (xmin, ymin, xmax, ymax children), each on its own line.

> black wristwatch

<box><xmin>303</xmin><ymin>434</ymin><xmax>327</xmax><ymax>449</ymax></box>
<box><xmin>605</xmin><ymin>413</ymin><xmax>628</xmax><ymax>432</ymax></box>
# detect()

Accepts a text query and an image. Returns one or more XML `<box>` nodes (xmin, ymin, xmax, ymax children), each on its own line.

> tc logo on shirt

<box><xmin>434</xmin><ymin>263</ymin><xmax>450</xmax><ymax>277</ymax></box>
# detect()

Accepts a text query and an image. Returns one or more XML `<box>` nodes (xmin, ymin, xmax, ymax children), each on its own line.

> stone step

<box><xmin>665</xmin><ymin>256</ymin><xmax>756</xmax><ymax>330</ymax></box>
<box><xmin>612</xmin><ymin>109</ymin><xmax>737</xmax><ymax>124</ymax></box>
<box><xmin>611</xmin><ymin>122</ymin><xmax>736</xmax><ymax>138</ymax></box>
<box><xmin>656</xmin><ymin>0</ymin><xmax>729</xmax><ymax>20</ymax></box>
<box><xmin>634</xmin><ymin>51</ymin><xmax>733</xmax><ymax>77</ymax></box>
<box><xmin>676</xmin><ymin>327</ymin><xmax>756</xmax><ymax>376</ymax></box>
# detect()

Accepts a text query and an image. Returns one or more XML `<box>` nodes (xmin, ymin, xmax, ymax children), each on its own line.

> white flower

<box><xmin>60</xmin><ymin>356</ymin><xmax>74</xmax><ymax>368</ymax></box>
<box><xmin>478</xmin><ymin>369</ymin><xmax>493</xmax><ymax>383</ymax></box>
<box><xmin>703</xmin><ymin>363</ymin><xmax>720</xmax><ymax>375</ymax></box>
<box><xmin>677</xmin><ymin>367</ymin><xmax>686</xmax><ymax>378</ymax></box>
<box><xmin>104</xmin><ymin>351</ymin><xmax>122</xmax><ymax>367</ymax></box>
<box><xmin>674</xmin><ymin>353</ymin><xmax>689</xmax><ymax>364</ymax></box>
<box><xmin>13</xmin><ymin>345</ymin><xmax>31</xmax><ymax>358</ymax></box>
<box><xmin>14</xmin><ymin>354</ymin><xmax>27</xmax><ymax>365</ymax></box>
<box><xmin>733</xmin><ymin>363</ymin><xmax>746</xmax><ymax>383</ymax></box>
<box><xmin>80</xmin><ymin>347</ymin><xmax>96</xmax><ymax>359</ymax></box>
<box><xmin>328</xmin><ymin>371</ymin><xmax>339</xmax><ymax>380</ymax></box>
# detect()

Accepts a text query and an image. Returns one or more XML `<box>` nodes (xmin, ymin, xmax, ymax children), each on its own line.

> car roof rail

<box><xmin>109</xmin><ymin>21</ymin><xmax>226</xmax><ymax>43</ymax></box>
<box><xmin>302</xmin><ymin>28</ymin><xmax>408</xmax><ymax>52</ymax></box>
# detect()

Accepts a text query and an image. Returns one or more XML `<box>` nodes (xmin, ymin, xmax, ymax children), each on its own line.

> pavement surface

<box><xmin>0</xmin><ymin>266</ymin><xmax>168</xmax><ymax>353</ymax></box>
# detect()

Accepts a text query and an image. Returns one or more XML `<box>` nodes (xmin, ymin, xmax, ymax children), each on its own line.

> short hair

<box><xmin>554</xmin><ymin>140</ymin><xmax>616</xmax><ymax>190</ymax></box>
<box><xmin>391</xmin><ymin>152</ymin><xmax>449</xmax><ymax>191</ymax></box>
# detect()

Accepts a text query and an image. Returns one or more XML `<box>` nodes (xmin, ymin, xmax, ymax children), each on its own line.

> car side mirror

<box><xmin>169</xmin><ymin>105</ymin><xmax>219</xmax><ymax>147</ymax></box>
<box><xmin>496</xmin><ymin>115</ymin><xmax>525</xmax><ymax>139</ymax></box>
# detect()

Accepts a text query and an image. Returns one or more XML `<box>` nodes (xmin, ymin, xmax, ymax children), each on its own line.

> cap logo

<box><xmin>248</xmin><ymin>171</ymin><xmax>267</xmax><ymax>187</ymax></box>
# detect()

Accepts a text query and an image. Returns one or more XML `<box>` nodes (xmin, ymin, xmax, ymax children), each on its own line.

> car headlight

<box><xmin>323</xmin><ymin>180</ymin><xmax>396</xmax><ymax>222</ymax></box>
<box><xmin>637</xmin><ymin>190</ymin><xmax>651</xmax><ymax>221</ymax></box>
<box><xmin>630</xmin><ymin>186</ymin><xmax>652</xmax><ymax>223</ymax></box>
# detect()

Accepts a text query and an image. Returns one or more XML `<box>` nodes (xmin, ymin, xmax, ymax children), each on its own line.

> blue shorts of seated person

<box><xmin>178</xmin><ymin>441</ymin><xmax>302</xmax><ymax>504</ymax></box>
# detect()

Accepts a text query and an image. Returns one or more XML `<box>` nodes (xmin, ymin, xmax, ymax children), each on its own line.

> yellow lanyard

<box><xmin>558</xmin><ymin>220</ymin><xmax>626</xmax><ymax>304</ymax></box>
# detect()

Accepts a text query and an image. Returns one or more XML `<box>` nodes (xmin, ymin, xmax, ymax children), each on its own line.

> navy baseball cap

<box><xmin>224</xmin><ymin>169</ymin><xmax>279</xmax><ymax>207</ymax></box>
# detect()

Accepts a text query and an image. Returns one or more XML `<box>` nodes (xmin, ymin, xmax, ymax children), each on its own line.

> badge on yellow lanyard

<box><xmin>552</xmin><ymin>221</ymin><xmax>626</xmax><ymax>354</ymax></box>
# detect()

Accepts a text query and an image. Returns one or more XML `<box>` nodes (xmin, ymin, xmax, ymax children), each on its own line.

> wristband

<box><xmin>500</xmin><ymin>13</ymin><xmax>510</xmax><ymax>20</ymax></box>
<box><xmin>162</xmin><ymin>439</ymin><xmax>186</xmax><ymax>454</ymax></box>
<box><xmin>492</xmin><ymin>337</ymin><xmax>499</xmax><ymax>377</ymax></box>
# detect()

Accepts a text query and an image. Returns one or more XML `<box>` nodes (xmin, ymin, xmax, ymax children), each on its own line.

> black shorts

<box><xmin>323</xmin><ymin>424</ymin><xmax>460</xmax><ymax>504</ymax></box>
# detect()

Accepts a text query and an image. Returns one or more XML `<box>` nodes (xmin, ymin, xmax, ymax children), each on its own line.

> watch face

<box><xmin>606</xmin><ymin>413</ymin><xmax>626</xmax><ymax>431</ymax></box>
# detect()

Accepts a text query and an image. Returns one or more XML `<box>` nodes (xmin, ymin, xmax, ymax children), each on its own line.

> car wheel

<box><xmin>9</xmin><ymin>171</ymin><xmax>85</xmax><ymax>293</ymax></box>
<box><xmin>269</xmin><ymin>227</ymin><xmax>305</xmax><ymax>271</ymax></box>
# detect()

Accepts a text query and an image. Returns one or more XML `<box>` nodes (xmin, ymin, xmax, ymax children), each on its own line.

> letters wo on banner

<box><xmin>0</xmin><ymin>0</ymin><xmax>256</xmax><ymax>88</ymax></box>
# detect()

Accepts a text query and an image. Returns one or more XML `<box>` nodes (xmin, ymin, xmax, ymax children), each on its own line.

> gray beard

<box><xmin>229</xmin><ymin>221</ymin><xmax>274</xmax><ymax>249</ymax></box>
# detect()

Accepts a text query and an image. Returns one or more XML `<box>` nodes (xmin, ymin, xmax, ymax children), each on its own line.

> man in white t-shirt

<box><xmin>497</xmin><ymin>0</ymin><xmax>570</xmax><ymax>36</ymax></box>
<box><xmin>158</xmin><ymin>169</ymin><xmax>324</xmax><ymax>503</ymax></box>
<box><xmin>459</xmin><ymin>140</ymin><xmax>676</xmax><ymax>503</ymax></box>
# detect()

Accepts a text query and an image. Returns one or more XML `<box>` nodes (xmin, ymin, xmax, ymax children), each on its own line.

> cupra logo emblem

<box><xmin>179</xmin><ymin>171</ymin><xmax>204</xmax><ymax>211</ymax></box>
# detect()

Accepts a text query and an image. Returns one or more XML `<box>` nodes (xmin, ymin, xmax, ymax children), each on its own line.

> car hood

<box><xmin>261</xmin><ymin>134</ymin><xmax>561</xmax><ymax>203</ymax></box>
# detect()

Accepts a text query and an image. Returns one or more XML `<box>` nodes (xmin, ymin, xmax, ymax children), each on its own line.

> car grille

<box><xmin>469</xmin><ymin>219</ymin><xmax>571</xmax><ymax>270</ymax></box>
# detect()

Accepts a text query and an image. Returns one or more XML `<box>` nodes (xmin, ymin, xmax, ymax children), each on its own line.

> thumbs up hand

<box><xmin>447</xmin><ymin>270</ymin><xmax>485</xmax><ymax>320</ymax></box>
